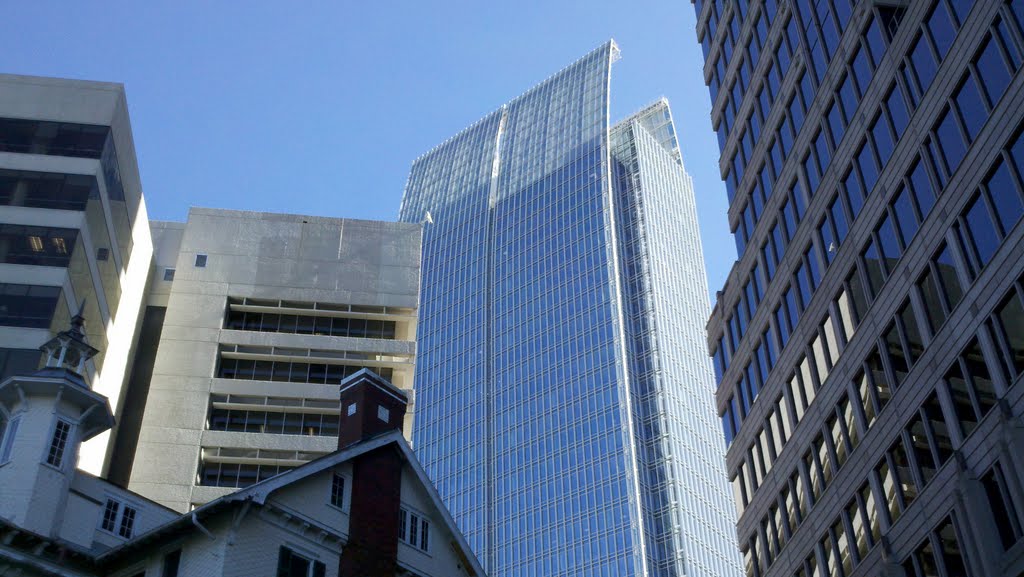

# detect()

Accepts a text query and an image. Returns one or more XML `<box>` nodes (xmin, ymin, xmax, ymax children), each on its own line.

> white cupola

<box><xmin>0</xmin><ymin>312</ymin><xmax>114</xmax><ymax>537</ymax></box>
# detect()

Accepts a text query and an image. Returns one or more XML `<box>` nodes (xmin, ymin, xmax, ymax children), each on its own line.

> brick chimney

<box><xmin>337</xmin><ymin>369</ymin><xmax>408</xmax><ymax>576</ymax></box>
<box><xmin>337</xmin><ymin>369</ymin><xmax>408</xmax><ymax>448</ymax></box>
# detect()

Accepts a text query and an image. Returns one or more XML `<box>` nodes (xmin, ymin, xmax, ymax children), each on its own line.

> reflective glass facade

<box><xmin>401</xmin><ymin>42</ymin><xmax>741</xmax><ymax>577</ymax></box>
<box><xmin>695</xmin><ymin>1</ymin><xmax>1024</xmax><ymax>576</ymax></box>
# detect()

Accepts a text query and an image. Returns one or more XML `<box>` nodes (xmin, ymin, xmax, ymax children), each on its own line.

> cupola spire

<box><xmin>38</xmin><ymin>302</ymin><xmax>98</xmax><ymax>386</ymax></box>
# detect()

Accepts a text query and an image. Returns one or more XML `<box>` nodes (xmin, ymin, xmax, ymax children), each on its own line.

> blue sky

<box><xmin>2</xmin><ymin>1</ymin><xmax>735</xmax><ymax>296</ymax></box>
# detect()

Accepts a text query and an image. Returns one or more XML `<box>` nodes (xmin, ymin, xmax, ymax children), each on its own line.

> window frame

<box><xmin>98</xmin><ymin>496</ymin><xmax>141</xmax><ymax>539</ymax></box>
<box><xmin>329</xmin><ymin>472</ymin><xmax>349</xmax><ymax>512</ymax></box>
<box><xmin>0</xmin><ymin>413</ymin><xmax>20</xmax><ymax>463</ymax></box>
<box><xmin>398</xmin><ymin>506</ymin><xmax>431</xmax><ymax>553</ymax></box>
<box><xmin>44</xmin><ymin>417</ymin><xmax>73</xmax><ymax>469</ymax></box>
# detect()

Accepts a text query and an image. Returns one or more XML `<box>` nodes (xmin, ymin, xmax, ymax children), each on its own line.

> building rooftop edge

<box><xmin>612</xmin><ymin>97</ymin><xmax>671</xmax><ymax>130</ymax></box>
<box><xmin>408</xmin><ymin>39</ymin><xmax>620</xmax><ymax>167</ymax></box>
<box><xmin>182</xmin><ymin>206</ymin><xmax>422</xmax><ymax>228</ymax></box>
<box><xmin>0</xmin><ymin>73</ymin><xmax>125</xmax><ymax>93</ymax></box>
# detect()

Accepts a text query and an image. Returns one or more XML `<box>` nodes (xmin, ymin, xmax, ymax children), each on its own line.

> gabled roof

<box><xmin>96</xmin><ymin>430</ymin><xmax>486</xmax><ymax>576</ymax></box>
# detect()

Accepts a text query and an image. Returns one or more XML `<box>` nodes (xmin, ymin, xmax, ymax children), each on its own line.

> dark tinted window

<box><xmin>935</xmin><ymin>108</ymin><xmax>966</xmax><ymax>176</ymax></box>
<box><xmin>0</xmin><ymin>225</ymin><xmax>78</xmax><ymax>267</ymax></box>
<box><xmin>0</xmin><ymin>118</ymin><xmax>108</xmax><ymax>158</ymax></box>
<box><xmin>993</xmin><ymin>287</ymin><xmax>1024</xmax><ymax>378</ymax></box>
<box><xmin>985</xmin><ymin>156</ymin><xmax>1023</xmax><ymax>237</ymax></box>
<box><xmin>0</xmin><ymin>284</ymin><xmax>61</xmax><ymax>329</ymax></box>
<box><xmin>0</xmin><ymin>170</ymin><xmax>95</xmax><ymax>211</ymax></box>
<box><xmin>927</xmin><ymin>3</ymin><xmax>957</xmax><ymax>58</ymax></box>
<box><xmin>962</xmin><ymin>194</ymin><xmax>999</xmax><ymax>269</ymax></box>
<box><xmin>909</xmin><ymin>34</ymin><xmax>937</xmax><ymax>93</ymax></box>
<box><xmin>975</xmin><ymin>34</ymin><xmax>1012</xmax><ymax>106</ymax></box>
<box><xmin>954</xmin><ymin>75</ymin><xmax>986</xmax><ymax>142</ymax></box>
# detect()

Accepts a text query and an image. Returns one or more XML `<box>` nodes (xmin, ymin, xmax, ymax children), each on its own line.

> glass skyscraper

<box><xmin>399</xmin><ymin>41</ymin><xmax>742</xmax><ymax>577</ymax></box>
<box><xmin>694</xmin><ymin>1</ymin><xmax>1024</xmax><ymax>576</ymax></box>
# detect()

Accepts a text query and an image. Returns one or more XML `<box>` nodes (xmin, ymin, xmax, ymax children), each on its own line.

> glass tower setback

<box><xmin>400</xmin><ymin>41</ymin><xmax>742</xmax><ymax>577</ymax></box>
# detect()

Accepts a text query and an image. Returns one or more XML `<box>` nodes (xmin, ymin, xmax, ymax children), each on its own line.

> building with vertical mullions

<box><xmin>399</xmin><ymin>42</ymin><xmax>742</xmax><ymax>577</ymax></box>
<box><xmin>0</xmin><ymin>74</ymin><xmax>153</xmax><ymax>477</ymax></box>
<box><xmin>693</xmin><ymin>0</ymin><xmax>1024</xmax><ymax>576</ymax></box>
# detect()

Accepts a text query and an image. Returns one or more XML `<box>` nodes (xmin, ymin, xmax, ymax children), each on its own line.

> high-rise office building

<box><xmin>399</xmin><ymin>41</ymin><xmax>742</xmax><ymax>577</ymax></box>
<box><xmin>693</xmin><ymin>1</ymin><xmax>1024</xmax><ymax>575</ymax></box>
<box><xmin>0</xmin><ymin>74</ymin><xmax>153</xmax><ymax>476</ymax></box>
<box><xmin>127</xmin><ymin>208</ymin><xmax>421</xmax><ymax>512</ymax></box>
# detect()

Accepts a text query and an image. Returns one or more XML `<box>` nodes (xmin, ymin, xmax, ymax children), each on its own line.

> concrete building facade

<box><xmin>694</xmin><ymin>0</ymin><xmax>1024</xmax><ymax>576</ymax></box>
<box><xmin>127</xmin><ymin>208</ymin><xmax>421</xmax><ymax>512</ymax></box>
<box><xmin>0</xmin><ymin>74</ymin><xmax>153</xmax><ymax>476</ymax></box>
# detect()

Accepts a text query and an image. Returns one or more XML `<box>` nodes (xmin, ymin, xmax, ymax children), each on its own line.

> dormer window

<box><xmin>45</xmin><ymin>419</ymin><xmax>72</xmax><ymax>468</ymax></box>
<box><xmin>100</xmin><ymin>497</ymin><xmax>138</xmax><ymax>538</ymax></box>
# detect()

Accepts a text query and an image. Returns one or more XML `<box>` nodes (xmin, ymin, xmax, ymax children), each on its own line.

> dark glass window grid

<box><xmin>901</xmin><ymin>515</ymin><xmax>971</xmax><ymax>577</ymax></box>
<box><xmin>943</xmin><ymin>337</ymin><xmax>999</xmax><ymax>439</ymax></box>
<box><xmin>716</xmin><ymin>16</ymin><xmax>922</xmax><ymax>396</ymax></box>
<box><xmin>0</xmin><ymin>169</ymin><xmax>98</xmax><ymax>211</ymax></box>
<box><xmin>988</xmin><ymin>274</ymin><xmax>1024</xmax><ymax>382</ymax></box>
<box><xmin>208</xmin><ymin>406</ymin><xmax>339</xmax><ymax>438</ymax></box>
<box><xmin>225</xmin><ymin>308</ymin><xmax>397</xmax><ymax>340</ymax></box>
<box><xmin>0</xmin><ymin>283</ymin><xmax>61</xmax><ymax>329</ymax></box>
<box><xmin>0</xmin><ymin>224</ymin><xmax>79</xmax><ymax>268</ymax></box>
<box><xmin>728</xmin><ymin>8</ymin><xmax>885</xmax><ymax>235</ymax></box>
<box><xmin>217</xmin><ymin>356</ymin><xmax>393</xmax><ymax>386</ymax></box>
<box><xmin>732</xmin><ymin>297</ymin><xmax>1014</xmax><ymax>570</ymax></box>
<box><xmin>0</xmin><ymin>117</ymin><xmax>133</xmax><ymax>271</ymax></box>
<box><xmin>981</xmin><ymin>462</ymin><xmax>1024</xmax><ymax>550</ymax></box>
<box><xmin>0</xmin><ymin>350</ymin><xmax>41</xmax><ymax>384</ymax></box>
<box><xmin>717</xmin><ymin>88</ymin><xmax>1024</xmax><ymax>448</ymax></box>
<box><xmin>954</xmin><ymin>153</ymin><xmax>1024</xmax><ymax>281</ymax></box>
<box><xmin>199</xmin><ymin>460</ymin><xmax>298</xmax><ymax>488</ymax></box>
<box><xmin>716</xmin><ymin>1</ymin><xmax>987</xmax><ymax>371</ymax></box>
<box><xmin>742</xmin><ymin>373</ymin><xmax>963</xmax><ymax>574</ymax></box>
<box><xmin>704</xmin><ymin>6</ymin><xmax>1024</xmax><ymax>573</ymax></box>
<box><xmin>722</xmin><ymin>16</ymin><xmax>801</xmax><ymax>204</ymax></box>
<box><xmin>0</xmin><ymin>117</ymin><xmax>109</xmax><ymax>158</ymax></box>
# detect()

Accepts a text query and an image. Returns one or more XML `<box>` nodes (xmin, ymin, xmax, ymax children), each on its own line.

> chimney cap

<box><xmin>337</xmin><ymin>369</ymin><xmax>408</xmax><ymax>449</ymax></box>
<box><xmin>339</xmin><ymin>368</ymin><xmax>407</xmax><ymax>403</ymax></box>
